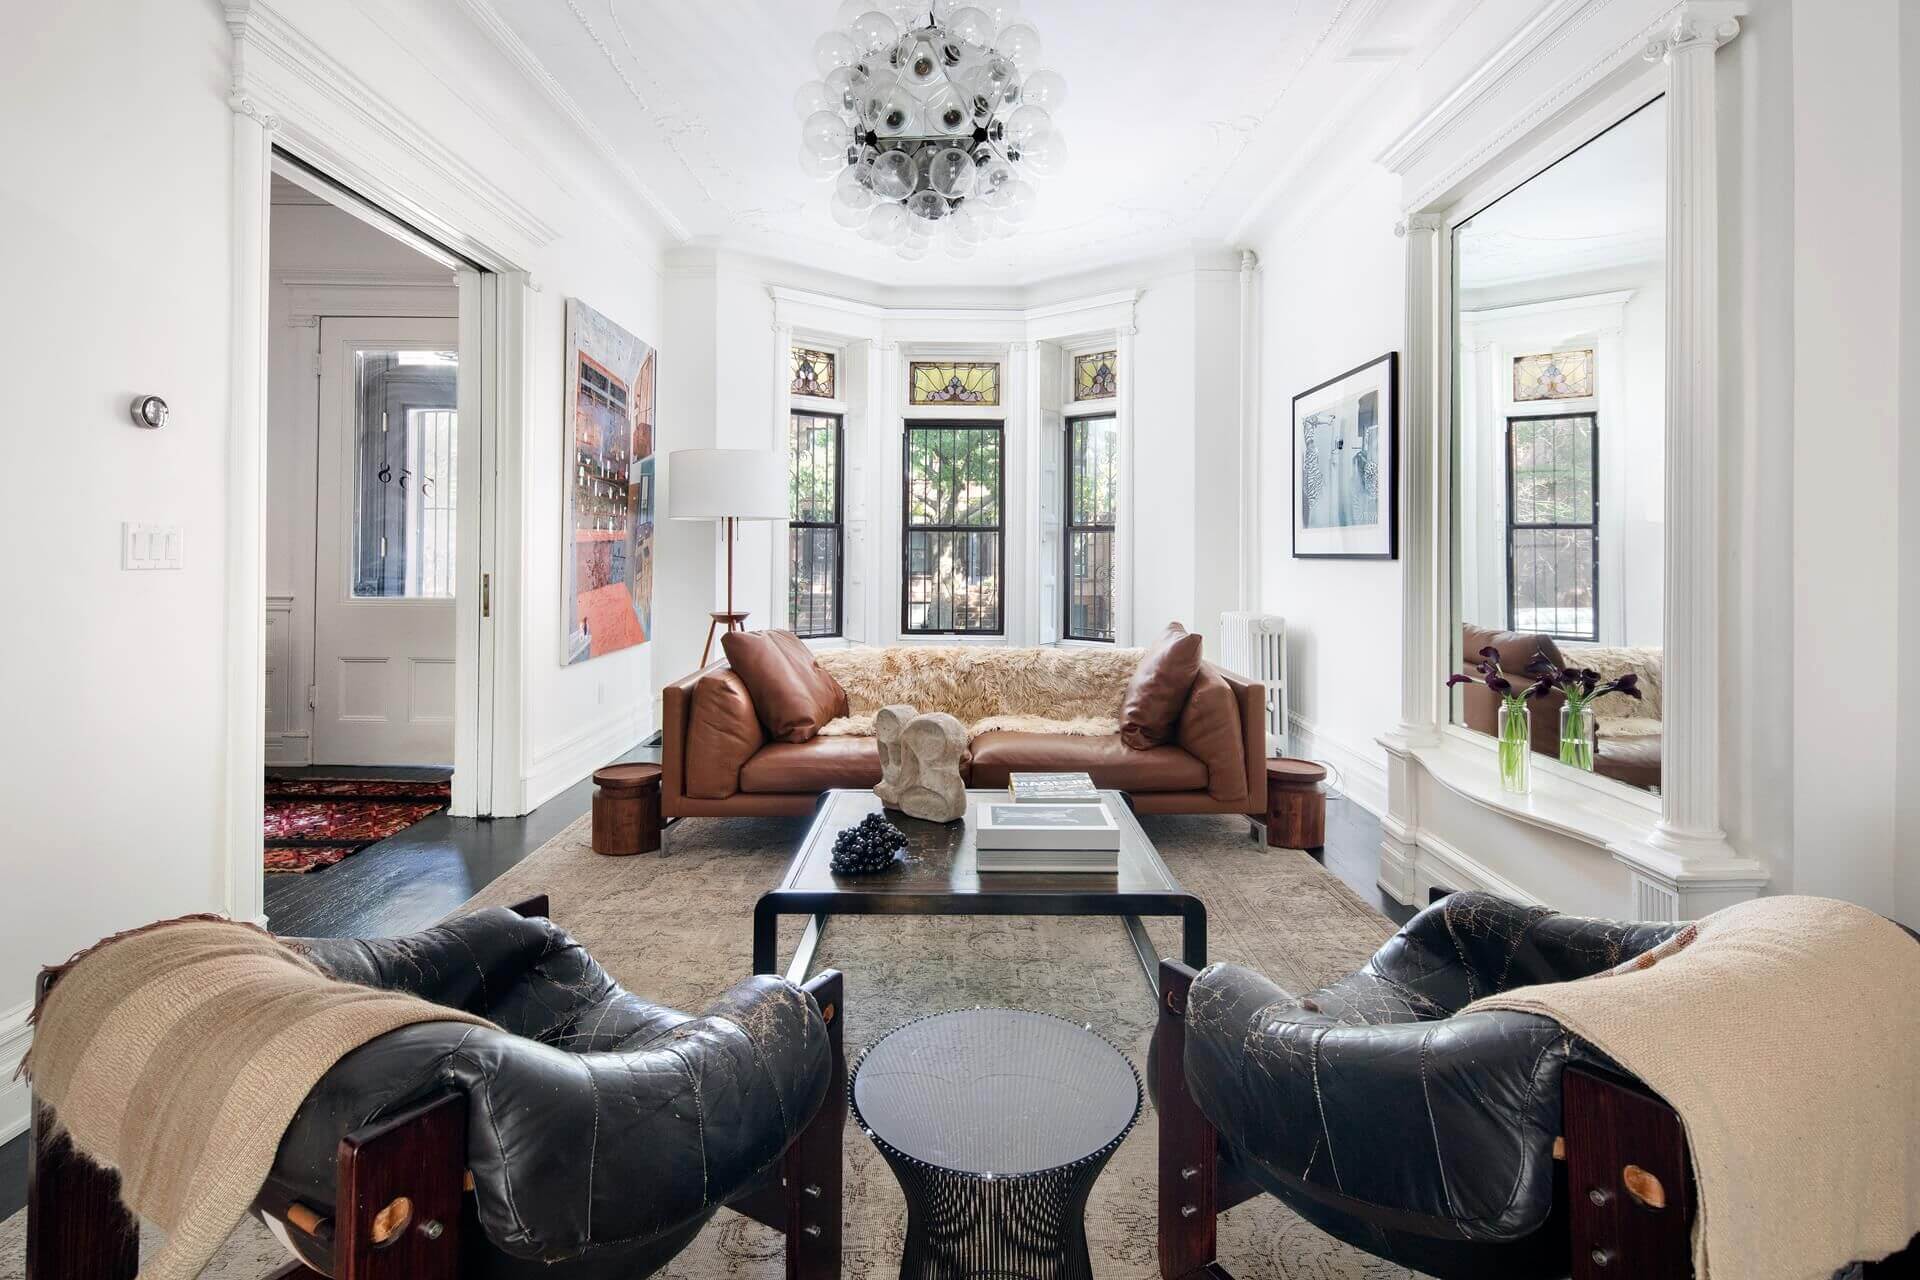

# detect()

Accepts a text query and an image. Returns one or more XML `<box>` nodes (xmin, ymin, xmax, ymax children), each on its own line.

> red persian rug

<box><xmin>264</xmin><ymin>776</ymin><xmax>451</xmax><ymax>873</ymax></box>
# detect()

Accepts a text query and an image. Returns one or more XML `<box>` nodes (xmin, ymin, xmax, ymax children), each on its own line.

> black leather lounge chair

<box><xmin>28</xmin><ymin>896</ymin><xmax>845</xmax><ymax>1280</ymax></box>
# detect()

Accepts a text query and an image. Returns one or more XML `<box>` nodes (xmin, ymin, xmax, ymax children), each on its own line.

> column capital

<box><xmin>1396</xmin><ymin>212</ymin><xmax>1445</xmax><ymax>237</ymax></box>
<box><xmin>1645</xmin><ymin>2</ymin><xmax>1744</xmax><ymax>62</ymax></box>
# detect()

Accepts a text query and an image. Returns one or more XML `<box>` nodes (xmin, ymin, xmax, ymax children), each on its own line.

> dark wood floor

<box><xmin>0</xmin><ymin>769</ymin><xmax>1401</xmax><ymax>1221</ymax></box>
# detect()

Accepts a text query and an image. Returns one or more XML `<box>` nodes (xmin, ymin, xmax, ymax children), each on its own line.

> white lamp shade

<box><xmin>667</xmin><ymin>449</ymin><xmax>788</xmax><ymax>521</ymax></box>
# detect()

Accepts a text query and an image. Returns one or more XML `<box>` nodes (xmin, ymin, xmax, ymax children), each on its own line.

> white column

<box><xmin>1236</xmin><ymin>250</ymin><xmax>1263</xmax><ymax>613</ymax></box>
<box><xmin>771</xmin><ymin>318</ymin><xmax>794</xmax><ymax>632</ymax></box>
<box><xmin>224</xmin><ymin>101</ymin><xmax>275</xmax><ymax>925</ymax></box>
<box><xmin>1395</xmin><ymin>213</ymin><xmax>1445</xmax><ymax>746</ymax></box>
<box><xmin>1114</xmin><ymin>320</ymin><xmax>1139</xmax><ymax>646</ymax></box>
<box><xmin>1649</xmin><ymin>4</ymin><xmax>1741</xmax><ymax>856</ymax></box>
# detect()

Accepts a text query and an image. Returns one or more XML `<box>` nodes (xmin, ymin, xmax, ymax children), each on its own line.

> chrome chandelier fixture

<box><xmin>795</xmin><ymin>1</ymin><xmax>1066</xmax><ymax>261</ymax></box>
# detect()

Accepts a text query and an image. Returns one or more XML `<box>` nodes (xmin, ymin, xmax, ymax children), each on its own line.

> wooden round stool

<box><xmin>592</xmin><ymin>762</ymin><xmax>663</xmax><ymax>856</ymax></box>
<box><xmin>1266</xmin><ymin>758</ymin><xmax>1328</xmax><ymax>852</ymax></box>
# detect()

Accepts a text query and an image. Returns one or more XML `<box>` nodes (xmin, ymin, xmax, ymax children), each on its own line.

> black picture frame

<box><xmin>1290</xmin><ymin>351</ymin><xmax>1399</xmax><ymax>560</ymax></box>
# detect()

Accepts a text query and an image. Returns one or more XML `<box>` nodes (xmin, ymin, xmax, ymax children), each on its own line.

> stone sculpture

<box><xmin>894</xmin><ymin>712</ymin><xmax>968</xmax><ymax>823</ymax></box>
<box><xmin>872</xmin><ymin>703</ymin><xmax>919</xmax><ymax>809</ymax></box>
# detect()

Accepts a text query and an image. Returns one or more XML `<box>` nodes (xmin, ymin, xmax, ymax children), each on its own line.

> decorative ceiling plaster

<box><xmin>469</xmin><ymin>0</ymin><xmax>1469</xmax><ymax>283</ymax></box>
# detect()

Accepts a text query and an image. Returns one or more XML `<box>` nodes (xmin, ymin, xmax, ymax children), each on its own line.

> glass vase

<box><xmin>1497</xmin><ymin>701</ymin><xmax>1531</xmax><ymax>795</ymax></box>
<box><xmin>1559</xmin><ymin>703</ymin><xmax>1597</xmax><ymax>771</ymax></box>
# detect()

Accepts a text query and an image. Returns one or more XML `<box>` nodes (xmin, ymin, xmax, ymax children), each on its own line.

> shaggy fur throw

<box><xmin>1561</xmin><ymin>642</ymin><xmax>1663</xmax><ymax>739</ymax></box>
<box><xmin>814</xmin><ymin>646</ymin><xmax>1142</xmax><ymax>741</ymax></box>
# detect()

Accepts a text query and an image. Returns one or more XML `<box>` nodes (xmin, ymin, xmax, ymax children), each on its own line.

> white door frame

<box><xmin>226</xmin><ymin>3</ymin><xmax>541</xmax><ymax>922</ymax></box>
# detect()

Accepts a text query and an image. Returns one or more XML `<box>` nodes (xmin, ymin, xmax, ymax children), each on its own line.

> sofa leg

<box><xmin>1157</xmin><ymin>960</ymin><xmax>1231</xmax><ymax>1280</ymax></box>
<box><xmin>787</xmin><ymin>969</ymin><xmax>845</xmax><ymax>1280</ymax></box>
<box><xmin>335</xmin><ymin>1092</ymin><xmax>467</xmax><ymax>1280</ymax></box>
<box><xmin>1564</xmin><ymin>1065</ymin><xmax>1693</xmax><ymax>1280</ymax></box>
<box><xmin>26</xmin><ymin>1097</ymin><xmax>140</xmax><ymax>1280</ymax></box>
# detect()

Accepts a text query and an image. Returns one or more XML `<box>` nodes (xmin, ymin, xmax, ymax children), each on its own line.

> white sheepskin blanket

<box><xmin>813</xmin><ymin>646</ymin><xmax>1143</xmax><ymax>741</ymax></box>
<box><xmin>1560</xmin><ymin>642</ymin><xmax>1663</xmax><ymax>739</ymax></box>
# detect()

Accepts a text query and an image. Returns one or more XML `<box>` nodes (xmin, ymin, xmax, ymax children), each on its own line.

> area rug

<box><xmin>0</xmin><ymin>812</ymin><xmax>1423</xmax><ymax>1279</ymax></box>
<box><xmin>263</xmin><ymin>776</ymin><xmax>450</xmax><ymax>873</ymax></box>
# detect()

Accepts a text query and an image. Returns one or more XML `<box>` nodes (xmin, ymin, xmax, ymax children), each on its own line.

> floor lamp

<box><xmin>667</xmin><ymin>448</ymin><xmax>788</xmax><ymax>666</ymax></box>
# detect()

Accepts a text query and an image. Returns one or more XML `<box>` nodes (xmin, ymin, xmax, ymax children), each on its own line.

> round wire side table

<box><xmin>850</xmin><ymin>1008</ymin><xmax>1142</xmax><ymax>1280</ymax></box>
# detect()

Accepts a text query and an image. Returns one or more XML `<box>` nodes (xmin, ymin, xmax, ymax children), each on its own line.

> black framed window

<box><xmin>903</xmin><ymin>421</ymin><xmax>1003</xmax><ymax>634</ymax></box>
<box><xmin>1507</xmin><ymin>412</ymin><xmax>1598</xmax><ymax>641</ymax></box>
<box><xmin>1064</xmin><ymin>413</ymin><xmax>1118</xmax><ymax>641</ymax></box>
<box><xmin>788</xmin><ymin>411</ymin><xmax>842</xmax><ymax>638</ymax></box>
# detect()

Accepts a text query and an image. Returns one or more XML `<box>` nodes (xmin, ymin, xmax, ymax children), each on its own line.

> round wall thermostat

<box><xmin>129</xmin><ymin>395</ymin><xmax>169</xmax><ymax>429</ymax></box>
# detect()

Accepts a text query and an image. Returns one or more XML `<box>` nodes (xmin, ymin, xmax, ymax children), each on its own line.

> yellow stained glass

<box><xmin>1512</xmin><ymin>348</ymin><xmax>1594</xmax><ymax>401</ymax></box>
<box><xmin>910</xmin><ymin>361</ymin><xmax>1000</xmax><ymax>406</ymax></box>
<box><xmin>791</xmin><ymin>347</ymin><xmax>836</xmax><ymax>399</ymax></box>
<box><xmin>1073</xmin><ymin>350</ymin><xmax>1117</xmax><ymax>400</ymax></box>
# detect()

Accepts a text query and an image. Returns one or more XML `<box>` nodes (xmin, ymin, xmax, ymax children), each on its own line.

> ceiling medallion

<box><xmin>796</xmin><ymin>1</ymin><xmax>1066</xmax><ymax>261</ymax></box>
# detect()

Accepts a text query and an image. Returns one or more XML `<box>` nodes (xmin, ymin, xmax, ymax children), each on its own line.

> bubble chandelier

<box><xmin>795</xmin><ymin>1</ymin><xmax>1066</xmax><ymax>261</ymax></box>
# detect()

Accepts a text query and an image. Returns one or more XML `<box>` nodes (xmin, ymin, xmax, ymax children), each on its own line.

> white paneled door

<box><xmin>314</xmin><ymin>317</ymin><xmax>460</xmax><ymax>765</ymax></box>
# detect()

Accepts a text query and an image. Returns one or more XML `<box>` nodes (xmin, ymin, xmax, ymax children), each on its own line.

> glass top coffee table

<box><xmin>753</xmin><ymin>789</ymin><xmax>1207</xmax><ymax>994</ymax></box>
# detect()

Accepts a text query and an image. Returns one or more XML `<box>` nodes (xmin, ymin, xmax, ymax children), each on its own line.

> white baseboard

<box><xmin>1285</xmin><ymin>713</ymin><xmax>1388</xmax><ymax>818</ymax></box>
<box><xmin>264</xmin><ymin>732</ymin><xmax>311</xmax><ymax>767</ymax></box>
<box><xmin>522</xmin><ymin>708</ymin><xmax>648</xmax><ymax>812</ymax></box>
<box><xmin>1</xmin><ymin>1000</ymin><xmax>31</xmax><ymax>1144</ymax></box>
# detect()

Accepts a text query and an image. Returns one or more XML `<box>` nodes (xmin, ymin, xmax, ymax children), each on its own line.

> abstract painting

<box><xmin>563</xmin><ymin>299</ymin><xmax>655</xmax><ymax>665</ymax></box>
<box><xmin>1292</xmin><ymin>351</ymin><xmax>1398</xmax><ymax>559</ymax></box>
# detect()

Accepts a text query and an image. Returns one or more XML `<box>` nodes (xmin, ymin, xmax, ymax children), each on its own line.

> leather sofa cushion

<box><xmin>740</xmin><ymin>737</ymin><xmax>883</xmax><ymax>793</ymax></box>
<box><xmin>722</xmin><ymin>629</ymin><xmax>850</xmax><ymax>743</ymax></box>
<box><xmin>686</xmin><ymin>670</ymin><xmax>766</xmax><ymax>799</ymax></box>
<box><xmin>1121</xmin><ymin>623</ymin><xmax>1203</xmax><ymax>749</ymax></box>
<box><xmin>1595</xmin><ymin>735</ymin><xmax>1661</xmax><ymax>789</ymax></box>
<box><xmin>968</xmin><ymin>731</ymin><xmax>1207</xmax><ymax>792</ymax></box>
<box><xmin>1176</xmin><ymin>668</ymin><xmax>1247</xmax><ymax>802</ymax></box>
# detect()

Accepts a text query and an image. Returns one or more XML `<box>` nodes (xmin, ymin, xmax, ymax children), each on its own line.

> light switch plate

<box><xmin>122</xmin><ymin>522</ymin><xmax>184</xmax><ymax>570</ymax></box>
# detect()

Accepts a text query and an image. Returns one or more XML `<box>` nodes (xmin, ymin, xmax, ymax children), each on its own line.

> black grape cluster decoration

<box><xmin>831</xmin><ymin>812</ymin><xmax>908</xmax><ymax>875</ymax></box>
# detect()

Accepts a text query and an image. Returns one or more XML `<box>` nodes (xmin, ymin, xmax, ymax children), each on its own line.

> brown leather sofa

<box><xmin>661</xmin><ymin>658</ymin><xmax>1267</xmax><ymax>819</ymax></box>
<box><xmin>1458</xmin><ymin>626</ymin><xmax>1661</xmax><ymax>790</ymax></box>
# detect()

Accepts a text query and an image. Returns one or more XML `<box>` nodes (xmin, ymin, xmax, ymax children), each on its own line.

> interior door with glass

<box><xmin>313</xmin><ymin>317</ymin><xmax>459</xmax><ymax>765</ymax></box>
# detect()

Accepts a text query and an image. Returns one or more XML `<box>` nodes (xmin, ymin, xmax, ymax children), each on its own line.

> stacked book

<box><xmin>976</xmin><ymin>773</ymin><xmax>1120</xmax><ymax>872</ymax></box>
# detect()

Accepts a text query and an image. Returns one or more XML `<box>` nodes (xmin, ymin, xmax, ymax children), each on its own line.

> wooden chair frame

<box><xmin>1153</xmin><ymin>959</ymin><xmax>1696</xmax><ymax>1280</ymax></box>
<box><xmin>26</xmin><ymin>895</ymin><xmax>847</xmax><ymax>1280</ymax></box>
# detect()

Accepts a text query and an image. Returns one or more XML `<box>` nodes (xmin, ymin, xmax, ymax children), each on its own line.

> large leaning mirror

<box><xmin>1449</xmin><ymin>98</ymin><xmax>1665</xmax><ymax>794</ymax></box>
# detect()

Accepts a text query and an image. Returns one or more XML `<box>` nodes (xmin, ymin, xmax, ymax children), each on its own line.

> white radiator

<box><xmin>1220</xmin><ymin>612</ymin><xmax>1288</xmax><ymax>757</ymax></box>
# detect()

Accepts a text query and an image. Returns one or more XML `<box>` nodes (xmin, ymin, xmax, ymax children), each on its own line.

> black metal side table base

<box><xmin>882</xmin><ymin>1152</ymin><xmax>1108</xmax><ymax>1280</ymax></box>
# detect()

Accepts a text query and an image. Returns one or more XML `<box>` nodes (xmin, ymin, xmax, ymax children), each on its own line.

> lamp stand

<box><xmin>701</xmin><ymin>515</ymin><xmax>752</xmax><ymax>667</ymax></box>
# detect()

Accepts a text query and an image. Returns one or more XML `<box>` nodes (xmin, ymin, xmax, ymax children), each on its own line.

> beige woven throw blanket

<box><xmin>1468</xmin><ymin>896</ymin><xmax>1920</xmax><ymax>1280</ymax></box>
<box><xmin>24</xmin><ymin>916</ymin><xmax>494</xmax><ymax>1280</ymax></box>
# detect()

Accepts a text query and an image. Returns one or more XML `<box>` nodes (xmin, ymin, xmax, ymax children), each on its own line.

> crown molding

<box><xmin>453</xmin><ymin>0</ymin><xmax>690</xmax><ymax>242</ymax></box>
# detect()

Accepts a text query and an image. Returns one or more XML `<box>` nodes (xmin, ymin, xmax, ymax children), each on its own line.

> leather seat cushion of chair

<box><xmin>740</xmin><ymin>736</ymin><xmax>883</xmax><ymax>792</ymax></box>
<box><xmin>1120</xmin><ymin>623</ymin><xmax>1204</xmax><ymax>749</ymax></box>
<box><xmin>721</xmin><ymin>629</ymin><xmax>850</xmax><ymax>743</ymax></box>
<box><xmin>968</xmin><ymin>731</ymin><xmax>1207</xmax><ymax>792</ymax></box>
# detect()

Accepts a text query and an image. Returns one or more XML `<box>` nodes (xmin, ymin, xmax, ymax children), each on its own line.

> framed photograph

<box><xmin>562</xmin><ymin>299</ymin><xmax>656</xmax><ymax>665</ymax></box>
<box><xmin>1292</xmin><ymin>351</ymin><xmax>1398</xmax><ymax>559</ymax></box>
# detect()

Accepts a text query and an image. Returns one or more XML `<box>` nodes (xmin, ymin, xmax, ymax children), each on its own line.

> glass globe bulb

<box><xmin>794</xmin><ymin>80</ymin><xmax>835</xmax><ymax>120</ymax></box>
<box><xmin>833</xmin><ymin>0</ymin><xmax>870</xmax><ymax>29</ymax></box>
<box><xmin>869</xmin><ymin>81</ymin><xmax>920</xmax><ymax>137</ymax></box>
<box><xmin>1000</xmin><ymin>177</ymin><xmax>1037</xmax><ymax>222</ymax></box>
<box><xmin>798</xmin><ymin>143</ymin><xmax>848</xmax><ymax>180</ymax></box>
<box><xmin>907</xmin><ymin>189</ymin><xmax>951</xmax><ymax>224</ymax></box>
<box><xmin>982</xmin><ymin>0</ymin><xmax>1022</xmax><ymax>26</ymax></box>
<box><xmin>897</xmin><ymin>238</ymin><xmax>929</xmax><ymax>262</ymax></box>
<box><xmin>1016</xmin><ymin>129</ymin><xmax>1065</xmax><ymax>175</ymax></box>
<box><xmin>849</xmin><ymin>10</ymin><xmax>898</xmax><ymax>54</ymax></box>
<box><xmin>921</xmin><ymin>85</ymin><xmax>972</xmax><ymax>136</ymax></box>
<box><xmin>899</xmin><ymin>35</ymin><xmax>945</xmax><ymax>88</ymax></box>
<box><xmin>836</xmin><ymin>164</ymin><xmax>879</xmax><ymax>208</ymax></box>
<box><xmin>881</xmin><ymin>0</ymin><xmax>924</xmax><ymax>30</ymax></box>
<box><xmin>802</xmin><ymin>110</ymin><xmax>853</xmax><ymax>161</ymax></box>
<box><xmin>1006</xmin><ymin>103</ymin><xmax>1051</xmax><ymax>145</ymax></box>
<box><xmin>832</xmin><ymin>189</ymin><xmax>872</xmax><ymax>227</ymax></box>
<box><xmin>870</xmin><ymin>148</ymin><xmax>918</xmax><ymax>199</ymax></box>
<box><xmin>867</xmin><ymin>202</ymin><xmax>911</xmax><ymax>244</ymax></box>
<box><xmin>974</xmin><ymin>152</ymin><xmax>1016</xmax><ymax>208</ymax></box>
<box><xmin>813</xmin><ymin>31</ymin><xmax>858</xmax><ymax>76</ymax></box>
<box><xmin>945</xmin><ymin>6</ymin><xmax>993</xmax><ymax>46</ymax></box>
<box><xmin>925</xmin><ymin>146</ymin><xmax>977</xmax><ymax>198</ymax></box>
<box><xmin>1020</xmin><ymin>68</ymin><xmax>1066</xmax><ymax>112</ymax></box>
<box><xmin>824</xmin><ymin>65</ymin><xmax>865</xmax><ymax>113</ymax></box>
<box><xmin>947</xmin><ymin>201</ymin><xmax>984</xmax><ymax>243</ymax></box>
<box><xmin>931</xmin><ymin>0</ymin><xmax>963</xmax><ymax>20</ymax></box>
<box><xmin>994</xmin><ymin>22</ymin><xmax>1042</xmax><ymax>67</ymax></box>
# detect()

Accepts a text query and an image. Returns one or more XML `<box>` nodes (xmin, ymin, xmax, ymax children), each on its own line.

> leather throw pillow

<box><xmin>1121</xmin><ymin>623</ymin><xmax>1203</xmax><ymax>750</ymax></box>
<box><xmin>721</xmin><ymin>629</ymin><xmax>850</xmax><ymax>744</ymax></box>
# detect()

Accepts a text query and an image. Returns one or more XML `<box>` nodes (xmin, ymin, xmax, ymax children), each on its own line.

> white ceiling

<box><xmin>475</xmin><ymin>0</ymin><xmax>1466</xmax><ymax>284</ymax></box>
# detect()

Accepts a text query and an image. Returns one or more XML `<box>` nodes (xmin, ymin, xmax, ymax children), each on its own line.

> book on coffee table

<box><xmin>975</xmin><ymin>800</ymin><xmax>1121</xmax><ymax>872</ymax></box>
<box><xmin>1007</xmin><ymin>772</ymin><xmax>1100</xmax><ymax>803</ymax></box>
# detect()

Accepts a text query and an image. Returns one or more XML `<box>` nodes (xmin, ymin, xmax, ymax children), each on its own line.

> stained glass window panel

<box><xmin>1073</xmin><ymin>350</ymin><xmax>1117</xmax><ymax>401</ymax></box>
<box><xmin>790</xmin><ymin>347</ymin><xmax>836</xmax><ymax>399</ymax></box>
<box><xmin>1512</xmin><ymin>348</ymin><xmax>1595</xmax><ymax>401</ymax></box>
<box><xmin>909</xmin><ymin>361</ymin><xmax>1000</xmax><ymax>406</ymax></box>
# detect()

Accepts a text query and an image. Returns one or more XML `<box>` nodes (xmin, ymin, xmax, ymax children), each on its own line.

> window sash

<box><xmin>902</xmin><ymin>421</ymin><xmax>1004</xmax><ymax>636</ymax></box>
<box><xmin>1505</xmin><ymin>411</ymin><xmax>1598</xmax><ymax>643</ymax></box>
<box><xmin>1064</xmin><ymin>413</ymin><xmax>1118</xmax><ymax>642</ymax></box>
<box><xmin>788</xmin><ymin>411</ymin><xmax>843</xmax><ymax>639</ymax></box>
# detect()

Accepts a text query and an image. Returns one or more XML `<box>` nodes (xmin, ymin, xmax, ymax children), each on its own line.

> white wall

<box><xmin>1254</xmin><ymin>168</ymin><xmax>1408</xmax><ymax>795</ymax></box>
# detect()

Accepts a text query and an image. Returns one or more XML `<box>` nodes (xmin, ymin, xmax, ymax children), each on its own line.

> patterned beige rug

<box><xmin>0</xmin><ymin>811</ymin><xmax>1422</xmax><ymax>1280</ymax></box>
